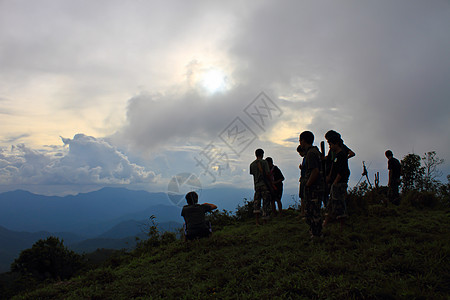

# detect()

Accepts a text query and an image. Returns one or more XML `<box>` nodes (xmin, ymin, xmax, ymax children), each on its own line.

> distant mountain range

<box><xmin>0</xmin><ymin>187</ymin><xmax>184</xmax><ymax>273</ymax></box>
<box><xmin>0</xmin><ymin>186</ymin><xmax>258</xmax><ymax>234</ymax></box>
<box><xmin>0</xmin><ymin>186</ymin><xmax>258</xmax><ymax>273</ymax></box>
<box><xmin>0</xmin><ymin>187</ymin><xmax>177</xmax><ymax>235</ymax></box>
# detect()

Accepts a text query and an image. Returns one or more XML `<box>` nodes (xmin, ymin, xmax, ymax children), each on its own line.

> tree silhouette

<box><xmin>401</xmin><ymin>153</ymin><xmax>424</xmax><ymax>193</ymax></box>
<box><xmin>401</xmin><ymin>152</ymin><xmax>446</xmax><ymax>194</ymax></box>
<box><xmin>11</xmin><ymin>236</ymin><xmax>82</xmax><ymax>281</ymax></box>
<box><xmin>422</xmin><ymin>151</ymin><xmax>444</xmax><ymax>192</ymax></box>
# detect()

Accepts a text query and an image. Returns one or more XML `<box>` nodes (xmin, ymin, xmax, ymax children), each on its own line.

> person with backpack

<box><xmin>181</xmin><ymin>191</ymin><xmax>217</xmax><ymax>241</ymax></box>
<box><xmin>250</xmin><ymin>148</ymin><xmax>272</xmax><ymax>225</ymax></box>
<box><xmin>385</xmin><ymin>150</ymin><xmax>401</xmax><ymax>206</ymax></box>
<box><xmin>323</xmin><ymin>130</ymin><xmax>355</xmax><ymax>208</ymax></box>
<box><xmin>323</xmin><ymin>134</ymin><xmax>350</xmax><ymax>228</ymax></box>
<box><xmin>266</xmin><ymin>157</ymin><xmax>285</xmax><ymax>216</ymax></box>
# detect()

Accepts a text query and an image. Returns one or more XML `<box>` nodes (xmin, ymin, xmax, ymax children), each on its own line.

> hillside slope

<box><xmin>13</xmin><ymin>205</ymin><xmax>450</xmax><ymax>299</ymax></box>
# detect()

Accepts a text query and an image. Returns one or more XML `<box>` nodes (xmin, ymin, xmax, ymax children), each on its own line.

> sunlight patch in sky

<box><xmin>184</xmin><ymin>57</ymin><xmax>234</xmax><ymax>96</ymax></box>
<box><xmin>200</xmin><ymin>68</ymin><xmax>228</xmax><ymax>94</ymax></box>
<box><xmin>266</xmin><ymin>116</ymin><xmax>313</xmax><ymax>147</ymax></box>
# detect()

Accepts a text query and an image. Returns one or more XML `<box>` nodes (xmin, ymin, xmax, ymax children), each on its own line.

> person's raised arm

<box><xmin>347</xmin><ymin>149</ymin><xmax>355</xmax><ymax>159</ymax></box>
<box><xmin>203</xmin><ymin>203</ymin><xmax>217</xmax><ymax>210</ymax></box>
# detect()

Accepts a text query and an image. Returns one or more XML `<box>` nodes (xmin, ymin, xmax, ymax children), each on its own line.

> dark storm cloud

<box><xmin>0</xmin><ymin>0</ymin><xmax>239</xmax><ymax>110</ymax></box>
<box><xmin>228</xmin><ymin>0</ymin><xmax>450</xmax><ymax>160</ymax></box>
<box><xmin>119</xmin><ymin>1</ymin><xmax>450</xmax><ymax>159</ymax></box>
<box><xmin>114</xmin><ymin>88</ymin><xmax>270</xmax><ymax>152</ymax></box>
<box><xmin>115</xmin><ymin>0</ymin><xmax>450</xmax><ymax>185</ymax></box>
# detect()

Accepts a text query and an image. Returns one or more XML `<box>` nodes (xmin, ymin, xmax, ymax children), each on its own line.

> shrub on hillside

<box><xmin>347</xmin><ymin>182</ymin><xmax>373</xmax><ymax>215</ymax></box>
<box><xmin>236</xmin><ymin>198</ymin><xmax>255</xmax><ymax>221</ymax></box>
<box><xmin>347</xmin><ymin>182</ymin><xmax>390</xmax><ymax>215</ymax></box>
<box><xmin>134</xmin><ymin>216</ymin><xmax>179</xmax><ymax>254</ymax></box>
<box><xmin>160</xmin><ymin>231</ymin><xmax>177</xmax><ymax>245</ymax></box>
<box><xmin>364</xmin><ymin>187</ymin><xmax>388</xmax><ymax>206</ymax></box>
<box><xmin>349</xmin><ymin>181</ymin><xmax>371</xmax><ymax>198</ymax></box>
<box><xmin>402</xmin><ymin>190</ymin><xmax>439</xmax><ymax>208</ymax></box>
<box><xmin>346</xmin><ymin>192</ymin><xmax>368</xmax><ymax>216</ymax></box>
<box><xmin>438</xmin><ymin>175</ymin><xmax>450</xmax><ymax>207</ymax></box>
<box><xmin>207</xmin><ymin>209</ymin><xmax>236</xmax><ymax>231</ymax></box>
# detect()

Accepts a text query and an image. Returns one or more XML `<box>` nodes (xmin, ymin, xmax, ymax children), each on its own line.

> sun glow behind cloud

<box><xmin>183</xmin><ymin>56</ymin><xmax>235</xmax><ymax>96</ymax></box>
<box><xmin>200</xmin><ymin>68</ymin><xmax>229</xmax><ymax>94</ymax></box>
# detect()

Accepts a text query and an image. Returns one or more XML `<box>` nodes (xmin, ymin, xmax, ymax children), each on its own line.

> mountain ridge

<box><xmin>0</xmin><ymin>187</ymin><xmax>171</xmax><ymax>233</ymax></box>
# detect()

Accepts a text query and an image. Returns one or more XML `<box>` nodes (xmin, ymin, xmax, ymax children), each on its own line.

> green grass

<box><xmin>12</xmin><ymin>205</ymin><xmax>450</xmax><ymax>299</ymax></box>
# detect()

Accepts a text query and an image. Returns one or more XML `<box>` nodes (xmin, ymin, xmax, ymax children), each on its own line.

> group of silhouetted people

<box><xmin>180</xmin><ymin>129</ymin><xmax>401</xmax><ymax>241</ymax></box>
<box><xmin>180</xmin><ymin>150</ymin><xmax>286</xmax><ymax>240</ymax></box>
<box><xmin>249</xmin><ymin>149</ymin><xmax>285</xmax><ymax>225</ymax></box>
<box><xmin>251</xmin><ymin>130</ymin><xmax>355</xmax><ymax>238</ymax></box>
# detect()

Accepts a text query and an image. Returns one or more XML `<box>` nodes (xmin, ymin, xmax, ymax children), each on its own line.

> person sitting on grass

<box><xmin>181</xmin><ymin>191</ymin><xmax>217</xmax><ymax>241</ymax></box>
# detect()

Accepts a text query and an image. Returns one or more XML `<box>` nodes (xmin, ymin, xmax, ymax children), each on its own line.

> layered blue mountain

<box><xmin>0</xmin><ymin>186</ymin><xmax>258</xmax><ymax>235</ymax></box>
<box><xmin>0</xmin><ymin>187</ymin><xmax>178</xmax><ymax>236</ymax></box>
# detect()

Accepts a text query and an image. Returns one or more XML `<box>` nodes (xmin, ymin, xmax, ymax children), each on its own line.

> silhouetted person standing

<box><xmin>299</xmin><ymin>131</ymin><xmax>323</xmax><ymax>238</ymax></box>
<box><xmin>250</xmin><ymin>148</ymin><xmax>272</xmax><ymax>225</ymax></box>
<box><xmin>266</xmin><ymin>157</ymin><xmax>285</xmax><ymax>216</ymax></box>
<box><xmin>323</xmin><ymin>134</ymin><xmax>350</xmax><ymax>228</ymax></box>
<box><xmin>297</xmin><ymin>145</ymin><xmax>307</xmax><ymax>216</ymax></box>
<box><xmin>323</xmin><ymin>130</ymin><xmax>355</xmax><ymax>208</ymax></box>
<box><xmin>385</xmin><ymin>150</ymin><xmax>401</xmax><ymax>206</ymax></box>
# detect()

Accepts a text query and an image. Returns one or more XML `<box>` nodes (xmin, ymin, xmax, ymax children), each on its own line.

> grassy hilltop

<box><xmin>9</xmin><ymin>197</ymin><xmax>450</xmax><ymax>299</ymax></box>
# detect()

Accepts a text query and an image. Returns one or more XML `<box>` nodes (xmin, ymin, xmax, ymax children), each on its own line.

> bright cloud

<box><xmin>0</xmin><ymin>134</ymin><xmax>157</xmax><ymax>188</ymax></box>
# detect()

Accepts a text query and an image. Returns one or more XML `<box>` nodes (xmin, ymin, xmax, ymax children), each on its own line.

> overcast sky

<box><xmin>1</xmin><ymin>0</ymin><xmax>449</xmax><ymax>202</ymax></box>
